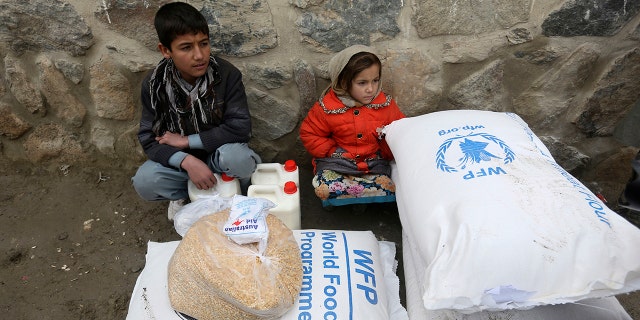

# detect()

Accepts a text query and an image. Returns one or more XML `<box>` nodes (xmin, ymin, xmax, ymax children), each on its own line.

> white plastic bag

<box><xmin>173</xmin><ymin>194</ymin><xmax>231</xmax><ymax>237</ymax></box>
<box><xmin>169</xmin><ymin>211</ymin><xmax>302</xmax><ymax>320</ymax></box>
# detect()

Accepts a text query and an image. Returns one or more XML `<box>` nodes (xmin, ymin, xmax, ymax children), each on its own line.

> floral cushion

<box><xmin>312</xmin><ymin>170</ymin><xmax>396</xmax><ymax>207</ymax></box>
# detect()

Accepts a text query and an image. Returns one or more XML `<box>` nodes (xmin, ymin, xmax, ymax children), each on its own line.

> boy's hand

<box><xmin>156</xmin><ymin>132</ymin><xmax>189</xmax><ymax>149</ymax></box>
<box><xmin>181</xmin><ymin>155</ymin><xmax>218</xmax><ymax>190</ymax></box>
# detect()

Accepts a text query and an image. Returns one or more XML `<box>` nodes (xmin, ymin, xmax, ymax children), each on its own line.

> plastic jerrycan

<box><xmin>251</xmin><ymin>160</ymin><xmax>299</xmax><ymax>187</ymax></box>
<box><xmin>187</xmin><ymin>172</ymin><xmax>241</xmax><ymax>202</ymax></box>
<box><xmin>247</xmin><ymin>181</ymin><xmax>301</xmax><ymax>230</ymax></box>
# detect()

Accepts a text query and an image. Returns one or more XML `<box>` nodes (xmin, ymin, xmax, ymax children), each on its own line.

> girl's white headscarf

<box><xmin>323</xmin><ymin>45</ymin><xmax>382</xmax><ymax>106</ymax></box>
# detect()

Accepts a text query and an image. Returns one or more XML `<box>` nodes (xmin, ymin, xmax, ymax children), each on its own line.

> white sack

<box><xmin>402</xmin><ymin>230</ymin><xmax>633</xmax><ymax>320</ymax></box>
<box><xmin>280</xmin><ymin>229</ymin><xmax>408</xmax><ymax>320</ymax></box>
<box><xmin>384</xmin><ymin>110</ymin><xmax>640</xmax><ymax>313</ymax></box>
<box><xmin>126</xmin><ymin>231</ymin><xmax>408</xmax><ymax>320</ymax></box>
<box><xmin>126</xmin><ymin>241</ymin><xmax>181</xmax><ymax>320</ymax></box>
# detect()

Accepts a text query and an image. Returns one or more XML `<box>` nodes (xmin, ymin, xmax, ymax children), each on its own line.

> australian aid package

<box><xmin>223</xmin><ymin>195</ymin><xmax>275</xmax><ymax>252</ymax></box>
<box><xmin>383</xmin><ymin>110</ymin><xmax>640</xmax><ymax>313</ymax></box>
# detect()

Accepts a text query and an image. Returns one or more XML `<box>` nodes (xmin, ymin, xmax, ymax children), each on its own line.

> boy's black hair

<box><xmin>154</xmin><ymin>2</ymin><xmax>210</xmax><ymax>50</ymax></box>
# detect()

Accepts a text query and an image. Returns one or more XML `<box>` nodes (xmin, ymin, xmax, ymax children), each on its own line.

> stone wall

<box><xmin>1</xmin><ymin>0</ymin><xmax>639</xmax><ymax>202</ymax></box>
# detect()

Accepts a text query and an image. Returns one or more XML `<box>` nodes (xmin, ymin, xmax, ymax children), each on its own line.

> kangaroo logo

<box><xmin>436</xmin><ymin>133</ymin><xmax>515</xmax><ymax>173</ymax></box>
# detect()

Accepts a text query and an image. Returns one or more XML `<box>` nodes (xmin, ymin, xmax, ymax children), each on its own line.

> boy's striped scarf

<box><xmin>148</xmin><ymin>56</ymin><xmax>222</xmax><ymax>136</ymax></box>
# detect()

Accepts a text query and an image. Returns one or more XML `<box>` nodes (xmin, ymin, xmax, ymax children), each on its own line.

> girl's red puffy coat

<box><xmin>300</xmin><ymin>89</ymin><xmax>405</xmax><ymax>172</ymax></box>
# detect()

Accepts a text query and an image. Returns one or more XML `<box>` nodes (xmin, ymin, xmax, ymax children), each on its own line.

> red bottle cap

<box><xmin>284</xmin><ymin>159</ymin><xmax>297</xmax><ymax>172</ymax></box>
<box><xmin>220</xmin><ymin>173</ymin><xmax>234</xmax><ymax>182</ymax></box>
<box><xmin>284</xmin><ymin>181</ymin><xmax>297</xmax><ymax>194</ymax></box>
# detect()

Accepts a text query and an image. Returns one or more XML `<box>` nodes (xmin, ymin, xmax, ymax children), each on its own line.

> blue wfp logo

<box><xmin>436</xmin><ymin>132</ymin><xmax>515</xmax><ymax>179</ymax></box>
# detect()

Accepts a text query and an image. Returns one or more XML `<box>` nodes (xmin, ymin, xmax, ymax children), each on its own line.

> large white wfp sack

<box><xmin>402</xmin><ymin>231</ymin><xmax>633</xmax><ymax>320</ymax></box>
<box><xmin>383</xmin><ymin>110</ymin><xmax>640</xmax><ymax>313</ymax></box>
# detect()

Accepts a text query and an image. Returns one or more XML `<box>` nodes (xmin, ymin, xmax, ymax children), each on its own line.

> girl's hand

<box><xmin>156</xmin><ymin>132</ymin><xmax>189</xmax><ymax>149</ymax></box>
<box><xmin>375</xmin><ymin>126</ymin><xmax>385</xmax><ymax>140</ymax></box>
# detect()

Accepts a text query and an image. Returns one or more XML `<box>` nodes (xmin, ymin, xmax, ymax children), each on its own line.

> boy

<box><xmin>132</xmin><ymin>2</ymin><xmax>260</xmax><ymax>220</ymax></box>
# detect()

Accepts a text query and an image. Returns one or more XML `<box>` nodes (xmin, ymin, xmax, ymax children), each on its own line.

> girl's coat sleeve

<box><xmin>299</xmin><ymin>104</ymin><xmax>337</xmax><ymax>158</ymax></box>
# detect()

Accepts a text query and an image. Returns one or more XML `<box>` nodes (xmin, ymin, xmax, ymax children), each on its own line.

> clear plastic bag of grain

<box><xmin>167</xmin><ymin>209</ymin><xmax>303</xmax><ymax>320</ymax></box>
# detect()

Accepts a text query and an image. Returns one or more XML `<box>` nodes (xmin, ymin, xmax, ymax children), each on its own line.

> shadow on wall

<box><xmin>615</xmin><ymin>99</ymin><xmax>640</xmax><ymax>148</ymax></box>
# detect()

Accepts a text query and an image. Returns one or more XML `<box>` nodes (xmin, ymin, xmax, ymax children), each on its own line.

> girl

<box><xmin>300</xmin><ymin>45</ymin><xmax>405</xmax><ymax>207</ymax></box>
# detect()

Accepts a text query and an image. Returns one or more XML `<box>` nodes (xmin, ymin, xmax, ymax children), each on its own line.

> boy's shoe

<box><xmin>167</xmin><ymin>198</ymin><xmax>188</xmax><ymax>221</ymax></box>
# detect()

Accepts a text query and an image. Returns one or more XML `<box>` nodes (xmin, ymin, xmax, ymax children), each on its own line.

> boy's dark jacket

<box><xmin>137</xmin><ymin>57</ymin><xmax>252</xmax><ymax>168</ymax></box>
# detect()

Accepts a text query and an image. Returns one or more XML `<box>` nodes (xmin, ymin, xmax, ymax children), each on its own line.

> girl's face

<box><xmin>349</xmin><ymin>64</ymin><xmax>380</xmax><ymax>105</ymax></box>
<box><xmin>158</xmin><ymin>32</ymin><xmax>211</xmax><ymax>85</ymax></box>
